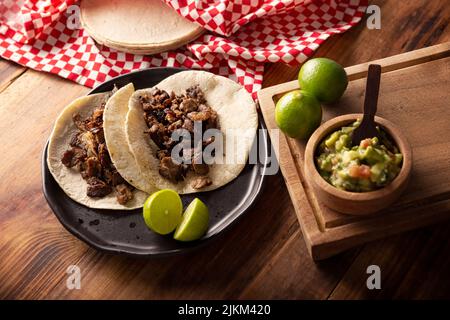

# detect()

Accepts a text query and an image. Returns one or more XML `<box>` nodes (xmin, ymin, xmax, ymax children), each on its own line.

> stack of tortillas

<box><xmin>80</xmin><ymin>0</ymin><xmax>204</xmax><ymax>55</ymax></box>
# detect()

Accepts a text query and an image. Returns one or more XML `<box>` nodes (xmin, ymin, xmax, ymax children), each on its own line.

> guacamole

<box><xmin>316</xmin><ymin>121</ymin><xmax>403</xmax><ymax>192</ymax></box>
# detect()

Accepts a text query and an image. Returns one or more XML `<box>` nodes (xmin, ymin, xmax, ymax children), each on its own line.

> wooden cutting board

<box><xmin>258</xmin><ymin>43</ymin><xmax>450</xmax><ymax>260</ymax></box>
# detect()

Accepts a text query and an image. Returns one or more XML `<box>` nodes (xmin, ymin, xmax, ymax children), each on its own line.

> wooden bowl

<box><xmin>304</xmin><ymin>114</ymin><xmax>413</xmax><ymax>215</ymax></box>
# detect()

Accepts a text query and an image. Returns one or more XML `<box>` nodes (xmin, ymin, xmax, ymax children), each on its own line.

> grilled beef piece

<box><xmin>192</xmin><ymin>162</ymin><xmax>209</xmax><ymax>175</ymax></box>
<box><xmin>187</xmin><ymin>110</ymin><xmax>210</xmax><ymax>122</ymax></box>
<box><xmin>187</xmin><ymin>108</ymin><xmax>218</xmax><ymax>130</ymax></box>
<box><xmin>157</xmin><ymin>149</ymin><xmax>169</xmax><ymax>160</ymax></box>
<box><xmin>73</xmin><ymin>114</ymin><xmax>86</xmax><ymax>132</ymax></box>
<box><xmin>159</xmin><ymin>156</ymin><xmax>186</xmax><ymax>182</ymax></box>
<box><xmin>97</xmin><ymin>143</ymin><xmax>110</xmax><ymax>168</ymax></box>
<box><xmin>103</xmin><ymin>168</ymin><xmax>125</xmax><ymax>187</ymax></box>
<box><xmin>84</xmin><ymin>157</ymin><xmax>101</xmax><ymax>178</ymax></box>
<box><xmin>191</xmin><ymin>176</ymin><xmax>212</xmax><ymax>189</ymax></box>
<box><xmin>111</xmin><ymin>170</ymin><xmax>126</xmax><ymax>186</ymax></box>
<box><xmin>61</xmin><ymin>149</ymin><xmax>75</xmax><ymax>167</ymax></box>
<box><xmin>186</xmin><ymin>86</ymin><xmax>206</xmax><ymax>104</ymax></box>
<box><xmin>61</xmin><ymin>91</ymin><xmax>134</xmax><ymax>204</ymax></box>
<box><xmin>180</xmin><ymin>98</ymin><xmax>197</xmax><ymax>113</ymax></box>
<box><xmin>140</xmin><ymin>86</ymin><xmax>219</xmax><ymax>189</ymax></box>
<box><xmin>115</xmin><ymin>184</ymin><xmax>133</xmax><ymax>205</ymax></box>
<box><xmin>192</xmin><ymin>150</ymin><xmax>209</xmax><ymax>175</ymax></box>
<box><xmin>182</xmin><ymin>119</ymin><xmax>194</xmax><ymax>132</ymax></box>
<box><xmin>61</xmin><ymin>147</ymin><xmax>86</xmax><ymax>168</ymax></box>
<box><xmin>87</xmin><ymin>177</ymin><xmax>112</xmax><ymax>198</ymax></box>
<box><xmin>145</xmin><ymin>121</ymin><xmax>168</xmax><ymax>149</ymax></box>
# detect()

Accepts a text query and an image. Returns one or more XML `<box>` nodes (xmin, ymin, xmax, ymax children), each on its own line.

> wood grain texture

<box><xmin>0</xmin><ymin>60</ymin><xmax>26</xmax><ymax>94</ymax></box>
<box><xmin>0</xmin><ymin>0</ymin><xmax>449</xmax><ymax>299</ymax></box>
<box><xmin>0</xmin><ymin>70</ymin><xmax>91</xmax><ymax>299</ymax></box>
<box><xmin>329</xmin><ymin>220</ymin><xmax>450</xmax><ymax>300</ymax></box>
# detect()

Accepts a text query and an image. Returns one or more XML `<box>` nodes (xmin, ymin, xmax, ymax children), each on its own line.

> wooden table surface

<box><xmin>1</xmin><ymin>0</ymin><xmax>449</xmax><ymax>299</ymax></box>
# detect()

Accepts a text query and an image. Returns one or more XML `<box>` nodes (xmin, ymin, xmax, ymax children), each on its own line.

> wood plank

<box><xmin>239</xmin><ymin>229</ymin><xmax>360</xmax><ymax>299</ymax></box>
<box><xmin>0</xmin><ymin>69</ymin><xmax>91</xmax><ymax>299</ymax></box>
<box><xmin>329</xmin><ymin>218</ymin><xmax>450</xmax><ymax>299</ymax></box>
<box><xmin>392</xmin><ymin>223</ymin><xmax>450</xmax><ymax>299</ymax></box>
<box><xmin>0</xmin><ymin>212</ymin><xmax>91</xmax><ymax>299</ymax></box>
<box><xmin>262</xmin><ymin>42</ymin><xmax>450</xmax><ymax>99</ymax></box>
<box><xmin>0</xmin><ymin>59</ymin><xmax>26</xmax><ymax>93</ymax></box>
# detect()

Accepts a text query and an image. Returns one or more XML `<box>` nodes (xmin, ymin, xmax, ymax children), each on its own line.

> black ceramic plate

<box><xmin>42</xmin><ymin>67</ymin><xmax>269</xmax><ymax>256</ymax></box>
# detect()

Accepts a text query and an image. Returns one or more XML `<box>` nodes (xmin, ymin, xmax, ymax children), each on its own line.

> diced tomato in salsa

<box><xmin>349</xmin><ymin>164</ymin><xmax>371</xmax><ymax>179</ymax></box>
<box><xmin>360</xmin><ymin>138</ymin><xmax>372</xmax><ymax>148</ymax></box>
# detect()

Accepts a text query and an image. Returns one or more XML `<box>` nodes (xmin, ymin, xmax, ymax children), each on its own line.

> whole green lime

<box><xmin>275</xmin><ymin>90</ymin><xmax>322</xmax><ymax>139</ymax></box>
<box><xmin>298</xmin><ymin>58</ymin><xmax>348</xmax><ymax>104</ymax></box>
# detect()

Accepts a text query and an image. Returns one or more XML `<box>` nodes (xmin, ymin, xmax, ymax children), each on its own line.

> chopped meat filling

<box><xmin>86</xmin><ymin>177</ymin><xmax>112</xmax><ymax>198</ymax></box>
<box><xmin>140</xmin><ymin>86</ymin><xmax>219</xmax><ymax>188</ymax></box>
<box><xmin>191</xmin><ymin>176</ymin><xmax>212</xmax><ymax>190</ymax></box>
<box><xmin>159</xmin><ymin>156</ymin><xmax>187</xmax><ymax>183</ymax></box>
<box><xmin>61</xmin><ymin>88</ymin><xmax>134</xmax><ymax>204</ymax></box>
<box><xmin>61</xmin><ymin>147</ymin><xmax>86</xmax><ymax>168</ymax></box>
<box><xmin>115</xmin><ymin>184</ymin><xmax>134</xmax><ymax>205</ymax></box>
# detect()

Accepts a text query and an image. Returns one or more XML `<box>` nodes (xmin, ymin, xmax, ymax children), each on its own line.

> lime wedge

<box><xmin>174</xmin><ymin>198</ymin><xmax>209</xmax><ymax>242</ymax></box>
<box><xmin>143</xmin><ymin>189</ymin><xmax>182</xmax><ymax>235</ymax></box>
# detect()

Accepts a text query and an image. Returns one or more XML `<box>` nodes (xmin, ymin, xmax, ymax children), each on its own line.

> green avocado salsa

<box><xmin>316</xmin><ymin>121</ymin><xmax>403</xmax><ymax>192</ymax></box>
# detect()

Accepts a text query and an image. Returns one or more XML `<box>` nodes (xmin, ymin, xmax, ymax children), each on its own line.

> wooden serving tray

<box><xmin>258</xmin><ymin>43</ymin><xmax>450</xmax><ymax>260</ymax></box>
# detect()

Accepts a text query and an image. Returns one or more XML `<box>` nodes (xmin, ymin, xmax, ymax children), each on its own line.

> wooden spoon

<box><xmin>352</xmin><ymin>64</ymin><xmax>382</xmax><ymax>146</ymax></box>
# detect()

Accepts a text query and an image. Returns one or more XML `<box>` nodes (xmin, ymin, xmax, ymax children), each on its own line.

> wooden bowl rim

<box><xmin>304</xmin><ymin>113</ymin><xmax>413</xmax><ymax>202</ymax></box>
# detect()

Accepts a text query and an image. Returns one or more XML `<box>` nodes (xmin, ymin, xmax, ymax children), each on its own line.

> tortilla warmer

<box><xmin>0</xmin><ymin>0</ymin><xmax>367</xmax><ymax>99</ymax></box>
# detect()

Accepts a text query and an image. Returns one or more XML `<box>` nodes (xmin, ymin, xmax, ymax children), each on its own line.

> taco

<box><xmin>103</xmin><ymin>83</ymin><xmax>157</xmax><ymax>195</ymax></box>
<box><xmin>125</xmin><ymin>70</ymin><xmax>258</xmax><ymax>194</ymax></box>
<box><xmin>47</xmin><ymin>90</ymin><xmax>147</xmax><ymax>210</ymax></box>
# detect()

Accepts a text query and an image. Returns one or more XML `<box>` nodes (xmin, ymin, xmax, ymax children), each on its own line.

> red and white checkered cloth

<box><xmin>0</xmin><ymin>0</ymin><xmax>367</xmax><ymax>99</ymax></box>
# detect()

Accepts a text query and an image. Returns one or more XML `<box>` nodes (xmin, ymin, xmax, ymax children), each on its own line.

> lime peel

<box><xmin>174</xmin><ymin>198</ymin><xmax>209</xmax><ymax>242</ymax></box>
<box><xmin>143</xmin><ymin>189</ymin><xmax>182</xmax><ymax>235</ymax></box>
<box><xmin>298</xmin><ymin>57</ymin><xmax>348</xmax><ymax>104</ymax></box>
<box><xmin>275</xmin><ymin>89</ymin><xmax>322</xmax><ymax>139</ymax></box>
